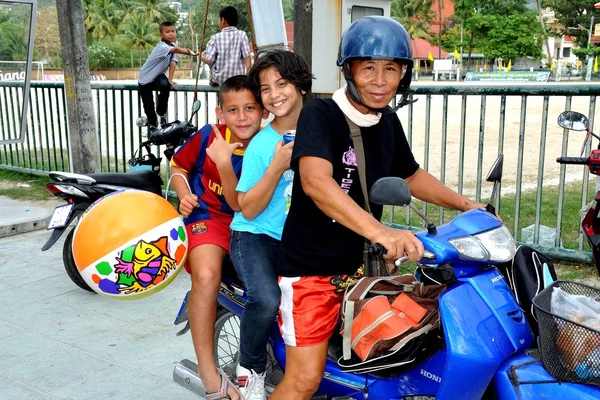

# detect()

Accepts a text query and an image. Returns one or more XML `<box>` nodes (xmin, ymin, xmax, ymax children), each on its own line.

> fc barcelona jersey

<box><xmin>171</xmin><ymin>124</ymin><xmax>244</xmax><ymax>224</ymax></box>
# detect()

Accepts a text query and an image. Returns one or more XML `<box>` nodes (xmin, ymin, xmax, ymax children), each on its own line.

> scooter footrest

<box><xmin>173</xmin><ymin>359</ymin><xmax>208</xmax><ymax>397</ymax></box>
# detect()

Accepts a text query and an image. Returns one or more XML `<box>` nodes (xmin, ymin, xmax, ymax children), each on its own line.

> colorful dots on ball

<box><xmin>72</xmin><ymin>190</ymin><xmax>188</xmax><ymax>300</ymax></box>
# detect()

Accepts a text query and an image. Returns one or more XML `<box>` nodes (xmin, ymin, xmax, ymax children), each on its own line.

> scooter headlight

<box><xmin>449</xmin><ymin>225</ymin><xmax>516</xmax><ymax>262</ymax></box>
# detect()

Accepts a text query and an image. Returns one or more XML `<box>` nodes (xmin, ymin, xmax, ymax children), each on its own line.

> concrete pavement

<box><xmin>0</xmin><ymin>204</ymin><xmax>202</xmax><ymax>399</ymax></box>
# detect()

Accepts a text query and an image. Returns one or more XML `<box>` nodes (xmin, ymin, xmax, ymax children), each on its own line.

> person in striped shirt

<box><xmin>201</xmin><ymin>6</ymin><xmax>252</xmax><ymax>87</ymax></box>
<box><xmin>138</xmin><ymin>21</ymin><xmax>198</xmax><ymax>129</ymax></box>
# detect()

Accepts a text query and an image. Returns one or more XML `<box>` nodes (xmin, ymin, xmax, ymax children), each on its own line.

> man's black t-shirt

<box><xmin>278</xmin><ymin>98</ymin><xmax>419</xmax><ymax>277</ymax></box>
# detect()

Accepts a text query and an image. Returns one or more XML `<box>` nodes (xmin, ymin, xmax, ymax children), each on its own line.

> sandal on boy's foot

<box><xmin>205</xmin><ymin>368</ymin><xmax>242</xmax><ymax>400</ymax></box>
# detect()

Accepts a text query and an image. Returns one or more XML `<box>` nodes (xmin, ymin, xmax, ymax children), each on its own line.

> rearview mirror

<box><xmin>369</xmin><ymin>177</ymin><xmax>412</xmax><ymax>207</ymax></box>
<box><xmin>486</xmin><ymin>154</ymin><xmax>504</xmax><ymax>183</ymax></box>
<box><xmin>557</xmin><ymin>111</ymin><xmax>589</xmax><ymax>131</ymax></box>
<box><xmin>192</xmin><ymin>100</ymin><xmax>201</xmax><ymax>113</ymax></box>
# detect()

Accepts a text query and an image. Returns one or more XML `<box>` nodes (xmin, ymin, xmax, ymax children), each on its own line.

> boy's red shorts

<box><xmin>277</xmin><ymin>266</ymin><xmax>364</xmax><ymax>347</ymax></box>
<box><xmin>183</xmin><ymin>218</ymin><xmax>231</xmax><ymax>274</ymax></box>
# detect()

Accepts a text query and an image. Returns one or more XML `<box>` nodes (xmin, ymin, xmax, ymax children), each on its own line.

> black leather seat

<box><xmin>88</xmin><ymin>170</ymin><xmax>163</xmax><ymax>188</ymax></box>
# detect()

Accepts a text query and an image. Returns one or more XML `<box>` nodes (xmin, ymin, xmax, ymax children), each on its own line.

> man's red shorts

<box><xmin>183</xmin><ymin>218</ymin><xmax>231</xmax><ymax>273</ymax></box>
<box><xmin>277</xmin><ymin>266</ymin><xmax>364</xmax><ymax>347</ymax></box>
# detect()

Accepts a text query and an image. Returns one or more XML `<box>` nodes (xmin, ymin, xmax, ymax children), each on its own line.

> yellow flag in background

<box><xmin>428</xmin><ymin>51</ymin><xmax>434</xmax><ymax>62</ymax></box>
<box><xmin>454</xmin><ymin>48</ymin><xmax>460</xmax><ymax>59</ymax></box>
<box><xmin>483</xmin><ymin>62</ymin><xmax>487</xmax><ymax>71</ymax></box>
<box><xmin>550</xmin><ymin>59</ymin><xmax>556</xmax><ymax>71</ymax></box>
<box><xmin>595</xmin><ymin>57</ymin><xmax>598</xmax><ymax>73</ymax></box>
<box><xmin>415</xmin><ymin>61</ymin><xmax>419</xmax><ymax>71</ymax></box>
<box><xmin>506</xmin><ymin>59</ymin><xmax>512</xmax><ymax>72</ymax></box>
<box><xmin>499</xmin><ymin>59</ymin><xmax>503</xmax><ymax>70</ymax></box>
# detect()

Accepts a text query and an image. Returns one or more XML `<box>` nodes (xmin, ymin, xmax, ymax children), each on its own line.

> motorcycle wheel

<box><xmin>63</xmin><ymin>227</ymin><xmax>95</xmax><ymax>292</ymax></box>
<box><xmin>213</xmin><ymin>307</ymin><xmax>283</xmax><ymax>388</ymax></box>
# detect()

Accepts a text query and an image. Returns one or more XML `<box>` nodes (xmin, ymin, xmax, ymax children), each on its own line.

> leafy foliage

<box><xmin>541</xmin><ymin>0</ymin><xmax>600</xmax><ymax>49</ymax></box>
<box><xmin>391</xmin><ymin>0</ymin><xmax>546</xmax><ymax>63</ymax></box>
<box><xmin>469</xmin><ymin>11</ymin><xmax>544</xmax><ymax>60</ymax></box>
<box><xmin>87</xmin><ymin>44</ymin><xmax>117</xmax><ymax>70</ymax></box>
<box><xmin>392</xmin><ymin>0</ymin><xmax>435</xmax><ymax>41</ymax></box>
<box><xmin>192</xmin><ymin>0</ymin><xmax>251</xmax><ymax>47</ymax></box>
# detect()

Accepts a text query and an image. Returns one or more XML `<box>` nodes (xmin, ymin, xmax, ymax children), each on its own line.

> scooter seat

<box><xmin>88</xmin><ymin>170</ymin><xmax>164</xmax><ymax>189</ymax></box>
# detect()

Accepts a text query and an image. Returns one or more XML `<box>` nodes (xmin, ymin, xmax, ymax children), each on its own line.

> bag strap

<box><xmin>343</xmin><ymin>114</ymin><xmax>383</xmax><ymax>276</ymax></box>
<box><xmin>343</xmin><ymin>114</ymin><xmax>370</xmax><ymax>214</ymax></box>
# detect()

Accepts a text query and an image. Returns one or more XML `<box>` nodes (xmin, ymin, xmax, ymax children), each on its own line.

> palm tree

<box><xmin>84</xmin><ymin>0</ymin><xmax>125</xmax><ymax>41</ymax></box>
<box><xmin>119</xmin><ymin>12</ymin><xmax>159</xmax><ymax>50</ymax></box>
<box><xmin>131</xmin><ymin>0</ymin><xmax>178</xmax><ymax>26</ymax></box>
<box><xmin>392</xmin><ymin>0</ymin><xmax>434</xmax><ymax>40</ymax></box>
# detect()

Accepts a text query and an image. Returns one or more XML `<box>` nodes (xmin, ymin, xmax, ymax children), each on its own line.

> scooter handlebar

<box><xmin>556</xmin><ymin>156</ymin><xmax>590</xmax><ymax>165</ymax></box>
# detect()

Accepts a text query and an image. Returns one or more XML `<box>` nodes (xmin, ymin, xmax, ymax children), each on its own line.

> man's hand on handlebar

<box><xmin>368</xmin><ymin>225</ymin><xmax>424</xmax><ymax>263</ymax></box>
<box><xmin>179</xmin><ymin>193</ymin><xmax>199</xmax><ymax>217</ymax></box>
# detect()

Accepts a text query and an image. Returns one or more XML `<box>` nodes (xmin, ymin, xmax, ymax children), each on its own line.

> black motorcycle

<box><xmin>42</xmin><ymin>100</ymin><xmax>200</xmax><ymax>291</ymax></box>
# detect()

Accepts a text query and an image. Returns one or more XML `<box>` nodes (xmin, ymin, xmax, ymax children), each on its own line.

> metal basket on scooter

<box><xmin>533</xmin><ymin>280</ymin><xmax>600</xmax><ymax>387</ymax></box>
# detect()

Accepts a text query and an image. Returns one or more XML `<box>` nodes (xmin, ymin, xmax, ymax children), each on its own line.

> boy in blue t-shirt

<box><xmin>229</xmin><ymin>50</ymin><xmax>313</xmax><ymax>400</ymax></box>
<box><xmin>138</xmin><ymin>21</ymin><xmax>198</xmax><ymax>129</ymax></box>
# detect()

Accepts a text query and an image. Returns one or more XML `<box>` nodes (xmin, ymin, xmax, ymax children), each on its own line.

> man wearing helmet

<box><xmin>271</xmin><ymin>16</ymin><xmax>485</xmax><ymax>399</ymax></box>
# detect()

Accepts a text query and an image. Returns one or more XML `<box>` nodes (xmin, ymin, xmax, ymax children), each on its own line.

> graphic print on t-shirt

<box><xmin>341</xmin><ymin>146</ymin><xmax>357</xmax><ymax>194</ymax></box>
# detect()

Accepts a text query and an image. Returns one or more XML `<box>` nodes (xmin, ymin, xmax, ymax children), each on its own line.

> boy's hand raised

<box><xmin>179</xmin><ymin>193</ymin><xmax>199</xmax><ymax>217</ymax></box>
<box><xmin>270</xmin><ymin>140</ymin><xmax>294</xmax><ymax>175</ymax></box>
<box><xmin>206</xmin><ymin>125</ymin><xmax>243</xmax><ymax>168</ymax></box>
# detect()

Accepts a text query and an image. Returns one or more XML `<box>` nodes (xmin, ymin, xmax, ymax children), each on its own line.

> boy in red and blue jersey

<box><xmin>170</xmin><ymin>75</ymin><xmax>266</xmax><ymax>400</ymax></box>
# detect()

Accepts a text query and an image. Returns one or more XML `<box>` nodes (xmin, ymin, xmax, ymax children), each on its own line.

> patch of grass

<box><xmin>384</xmin><ymin>181</ymin><xmax>595</xmax><ymax>251</ymax></box>
<box><xmin>554</xmin><ymin>260</ymin><xmax>599</xmax><ymax>282</ymax></box>
<box><xmin>0</xmin><ymin>169</ymin><xmax>54</xmax><ymax>201</ymax></box>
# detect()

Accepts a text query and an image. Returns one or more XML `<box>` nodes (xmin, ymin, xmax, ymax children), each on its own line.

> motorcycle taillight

<box><xmin>45</xmin><ymin>183</ymin><xmax>89</xmax><ymax>199</ymax></box>
<box><xmin>45</xmin><ymin>183</ymin><xmax>62</xmax><ymax>195</ymax></box>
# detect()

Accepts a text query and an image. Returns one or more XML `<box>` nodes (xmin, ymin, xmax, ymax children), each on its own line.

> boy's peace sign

<box><xmin>206</xmin><ymin>124</ymin><xmax>243</xmax><ymax>168</ymax></box>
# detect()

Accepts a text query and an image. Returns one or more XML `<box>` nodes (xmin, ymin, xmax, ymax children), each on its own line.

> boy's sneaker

<box><xmin>236</xmin><ymin>364</ymin><xmax>266</xmax><ymax>400</ymax></box>
<box><xmin>158</xmin><ymin>115</ymin><xmax>167</xmax><ymax>127</ymax></box>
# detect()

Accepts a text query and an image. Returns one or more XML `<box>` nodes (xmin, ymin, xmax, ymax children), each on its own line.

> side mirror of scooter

<box><xmin>187</xmin><ymin>100</ymin><xmax>202</xmax><ymax>124</ymax></box>
<box><xmin>557</xmin><ymin>111</ymin><xmax>589</xmax><ymax>131</ymax></box>
<box><xmin>485</xmin><ymin>154</ymin><xmax>504</xmax><ymax>215</ymax></box>
<box><xmin>369</xmin><ymin>177</ymin><xmax>412</xmax><ymax>207</ymax></box>
<box><xmin>370</xmin><ymin>177</ymin><xmax>437</xmax><ymax>235</ymax></box>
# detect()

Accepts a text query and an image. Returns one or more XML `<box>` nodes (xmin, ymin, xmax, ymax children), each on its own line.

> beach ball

<box><xmin>72</xmin><ymin>190</ymin><xmax>187</xmax><ymax>300</ymax></box>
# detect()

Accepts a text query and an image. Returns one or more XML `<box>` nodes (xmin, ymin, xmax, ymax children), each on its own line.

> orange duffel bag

<box><xmin>340</xmin><ymin>275</ymin><xmax>446</xmax><ymax>362</ymax></box>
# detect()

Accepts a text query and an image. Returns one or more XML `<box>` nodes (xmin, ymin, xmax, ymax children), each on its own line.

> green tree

<box><xmin>541</xmin><ymin>0</ymin><xmax>600</xmax><ymax>49</ymax></box>
<box><xmin>131</xmin><ymin>0</ymin><xmax>178</xmax><ymax>26</ymax></box>
<box><xmin>118</xmin><ymin>12</ymin><xmax>159</xmax><ymax>50</ymax></box>
<box><xmin>192</xmin><ymin>0</ymin><xmax>250</xmax><ymax>48</ymax></box>
<box><xmin>83</xmin><ymin>0</ymin><xmax>124</xmax><ymax>41</ymax></box>
<box><xmin>391</xmin><ymin>0</ymin><xmax>435</xmax><ymax>40</ymax></box>
<box><xmin>282</xmin><ymin>0</ymin><xmax>294</xmax><ymax>22</ymax></box>
<box><xmin>471</xmin><ymin>12</ymin><xmax>544</xmax><ymax>60</ymax></box>
<box><xmin>0</xmin><ymin>8</ymin><xmax>30</xmax><ymax>61</ymax></box>
<box><xmin>452</xmin><ymin>0</ymin><xmax>543</xmax><ymax>68</ymax></box>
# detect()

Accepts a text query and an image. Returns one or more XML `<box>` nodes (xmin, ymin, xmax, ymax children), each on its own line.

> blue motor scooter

<box><xmin>172</xmin><ymin>154</ymin><xmax>600</xmax><ymax>399</ymax></box>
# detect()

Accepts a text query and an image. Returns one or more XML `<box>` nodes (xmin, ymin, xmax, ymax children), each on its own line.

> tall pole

<box><xmin>535</xmin><ymin>0</ymin><xmax>553</xmax><ymax>60</ymax></box>
<box><xmin>55</xmin><ymin>0</ymin><xmax>98</xmax><ymax>174</ymax></box>
<box><xmin>294</xmin><ymin>0</ymin><xmax>312</xmax><ymax>99</ymax></box>
<box><xmin>589</xmin><ymin>15</ymin><xmax>595</xmax><ymax>48</ymax></box>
